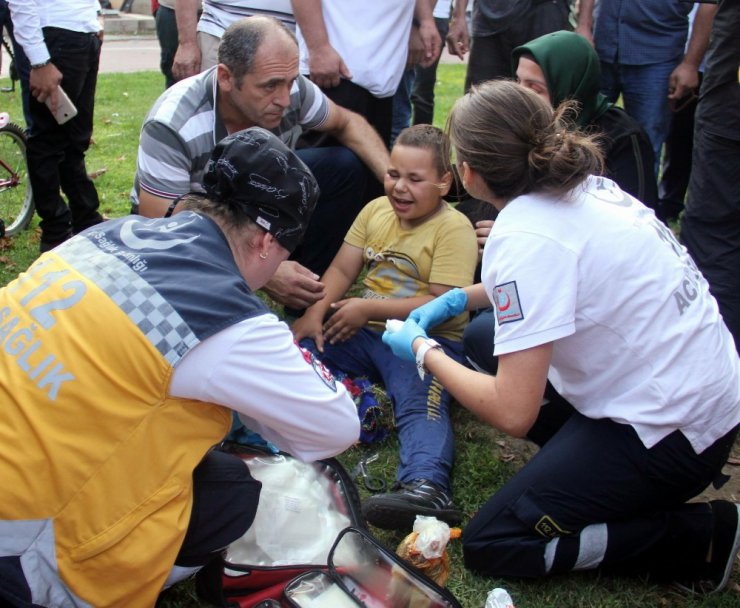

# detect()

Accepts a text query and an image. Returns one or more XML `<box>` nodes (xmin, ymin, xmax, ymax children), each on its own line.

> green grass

<box><xmin>2</xmin><ymin>67</ymin><xmax>739</xmax><ymax>608</ymax></box>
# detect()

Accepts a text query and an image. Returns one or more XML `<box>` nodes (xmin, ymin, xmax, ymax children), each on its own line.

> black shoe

<box><xmin>362</xmin><ymin>479</ymin><xmax>462</xmax><ymax>531</ymax></box>
<box><xmin>39</xmin><ymin>233</ymin><xmax>72</xmax><ymax>253</ymax></box>
<box><xmin>674</xmin><ymin>501</ymin><xmax>740</xmax><ymax>595</ymax></box>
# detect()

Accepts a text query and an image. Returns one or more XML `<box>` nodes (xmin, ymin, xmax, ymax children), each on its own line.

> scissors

<box><xmin>350</xmin><ymin>452</ymin><xmax>387</xmax><ymax>493</ymax></box>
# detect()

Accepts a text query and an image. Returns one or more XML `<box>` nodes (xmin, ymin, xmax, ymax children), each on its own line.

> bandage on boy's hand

<box><xmin>323</xmin><ymin>298</ymin><xmax>366</xmax><ymax>344</ymax></box>
<box><xmin>382</xmin><ymin>318</ymin><xmax>428</xmax><ymax>362</ymax></box>
<box><xmin>408</xmin><ymin>288</ymin><xmax>468</xmax><ymax>331</ymax></box>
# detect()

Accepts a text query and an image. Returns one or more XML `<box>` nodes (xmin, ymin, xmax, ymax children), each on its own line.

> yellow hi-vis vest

<box><xmin>0</xmin><ymin>213</ymin><xmax>268</xmax><ymax>607</ymax></box>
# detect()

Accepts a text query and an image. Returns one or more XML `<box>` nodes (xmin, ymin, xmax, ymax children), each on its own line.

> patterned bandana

<box><xmin>203</xmin><ymin>127</ymin><xmax>320</xmax><ymax>253</ymax></box>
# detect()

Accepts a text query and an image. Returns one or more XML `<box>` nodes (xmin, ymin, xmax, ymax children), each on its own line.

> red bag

<box><xmin>196</xmin><ymin>445</ymin><xmax>364</xmax><ymax>608</ymax></box>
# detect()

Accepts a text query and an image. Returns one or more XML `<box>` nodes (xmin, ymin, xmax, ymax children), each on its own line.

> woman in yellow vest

<box><xmin>0</xmin><ymin>128</ymin><xmax>360</xmax><ymax>607</ymax></box>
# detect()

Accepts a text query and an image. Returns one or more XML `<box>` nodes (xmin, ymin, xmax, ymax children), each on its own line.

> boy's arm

<box><xmin>292</xmin><ymin>243</ymin><xmax>364</xmax><ymax>349</ymax></box>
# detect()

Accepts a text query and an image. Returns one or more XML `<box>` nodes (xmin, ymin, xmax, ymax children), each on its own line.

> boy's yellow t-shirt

<box><xmin>344</xmin><ymin>196</ymin><xmax>478</xmax><ymax>341</ymax></box>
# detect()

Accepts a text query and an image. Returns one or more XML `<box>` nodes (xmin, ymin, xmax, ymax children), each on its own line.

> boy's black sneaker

<box><xmin>361</xmin><ymin>479</ymin><xmax>462</xmax><ymax>531</ymax></box>
<box><xmin>674</xmin><ymin>500</ymin><xmax>740</xmax><ymax>595</ymax></box>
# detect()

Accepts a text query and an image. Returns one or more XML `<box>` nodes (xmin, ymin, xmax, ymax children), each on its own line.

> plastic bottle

<box><xmin>484</xmin><ymin>587</ymin><xmax>515</xmax><ymax>608</ymax></box>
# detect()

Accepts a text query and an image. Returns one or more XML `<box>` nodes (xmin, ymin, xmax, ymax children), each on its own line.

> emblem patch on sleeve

<box><xmin>493</xmin><ymin>281</ymin><xmax>524</xmax><ymax>324</ymax></box>
<box><xmin>297</xmin><ymin>342</ymin><xmax>337</xmax><ymax>391</ymax></box>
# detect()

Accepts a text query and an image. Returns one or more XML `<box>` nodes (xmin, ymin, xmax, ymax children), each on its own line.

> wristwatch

<box><xmin>415</xmin><ymin>338</ymin><xmax>441</xmax><ymax>380</ymax></box>
<box><xmin>30</xmin><ymin>59</ymin><xmax>51</xmax><ymax>69</ymax></box>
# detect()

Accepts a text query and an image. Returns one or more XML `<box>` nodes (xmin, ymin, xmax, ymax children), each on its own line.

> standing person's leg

<box><xmin>25</xmin><ymin>28</ymin><xmax>97</xmax><ymax>250</ymax></box>
<box><xmin>680</xmin><ymin>120</ymin><xmax>740</xmax><ymax>355</ymax></box>
<box><xmin>155</xmin><ymin>4</ymin><xmax>178</xmax><ymax>88</ymax></box>
<box><xmin>292</xmin><ymin>146</ymin><xmax>367</xmax><ymax>280</ymax></box>
<box><xmin>599</xmin><ymin>60</ymin><xmax>623</xmax><ymax>105</ymax></box>
<box><xmin>516</xmin><ymin>0</ymin><xmax>571</xmax><ymax>48</ymax></box>
<box><xmin>50</xmin><ymin>30</ymin><xmax>104</xmax><ymax>235</ymax></box>
<box><xmin>657</xmin><ymin>79</ymin><xmax>700</xmax><ymax>223</ymax></box>
<box><xmin>463</xmin><ymin>413</ymin><xmax>738</xmax><ymax>586</ymax></box>
<box><xmin>391</xmin><ymin>68</ymin><xmax>415</xmax><ymax>146</ymax></box>
<box><xmin>197</xmin><ymin>31</ymin><xmax>221</xmax><ymax>71</ymax></box>
<box><xmin>618</xmin><ymin>61</ymin><xmax>678</xmax><ymax>177</ymax></box>
<box><xmin>465</xmin><ymin>34</ymin><xmax>511</xmax><ymax>91</ymax></box>
<box><xmin>362</xmin><ymin>335</ymin><xmax>463</xmax><ymax>529</ymax></box>
<box><xmin>411</xmin><ymin>17</ymin><xmax>449</xmax><ymax>126</ymax></box>
<box><xmin>298</xmin><ymin>79</ymin><xmax>385</xmax><ymax>201</ymax></box>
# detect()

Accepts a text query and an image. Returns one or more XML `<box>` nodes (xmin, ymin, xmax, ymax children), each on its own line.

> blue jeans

<box><xmin>600</xmin><ymin>59</ymin><xmax>678</xmax><ymax>177</ymax></box>
<box><xmin>391</xmin><ymin>68</ymin><xmax>415</xmax><ymax>146</ymax></box>
<box><xmin>306</xmin><ymin>328</ymin><xmax>463</xmax><ymax>491</ymax></box>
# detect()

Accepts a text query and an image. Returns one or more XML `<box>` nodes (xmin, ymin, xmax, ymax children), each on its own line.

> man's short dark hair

<box><xmin>218</xmin><ymin>16</ymin><xmax>297</xmax><ymax>86</ymax></box>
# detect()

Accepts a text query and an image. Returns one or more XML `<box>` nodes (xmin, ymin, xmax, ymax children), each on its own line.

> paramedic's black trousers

<box><xmin>176</xmin><ymin>450</ymin><xmax>261</xmax><ymax>567</ymax></box>
<box><xmin>463</xmin><ymin>412</ymin><xmax>737</xmax><ymax>581</ymax></box>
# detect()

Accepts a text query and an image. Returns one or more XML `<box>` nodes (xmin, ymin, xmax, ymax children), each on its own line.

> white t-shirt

<box><xmin>295</xmin><ymin>0</ymin><xmax>416</xmax><ymax>98</ymax></box>
<box><xmin>481</xmin><ymin>175</ymin><xmax>740</xmax><ymax>453</ymax></box>
<box><xmin>198</xmin><ymin>0</ymin><xmax>295</xmax><ymax>36</ymax></box>
<box><xmin>8</xmin><ymin>0</ymin><xmax>101</xmax><ymax>65</ymax></box>
<box><xmin>433</xmin><ymin>0</ymin><xmax>451</xmax><ymax>19</ymax></box>
<box><xmin>171</xmin><ymin>313</ymin><xmax>360</xmax><ymax>462</ymax></box>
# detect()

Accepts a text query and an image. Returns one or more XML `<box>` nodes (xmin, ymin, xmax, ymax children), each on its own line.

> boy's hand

<box><xmin>292</xmin><ymin>309</ymin><xmax>326</xmax><ymax>352</ymax></box>
<box><xmin>323</xmin><ymin>298</ymin><xmax>367</xmax><ymax>344</ymax></box>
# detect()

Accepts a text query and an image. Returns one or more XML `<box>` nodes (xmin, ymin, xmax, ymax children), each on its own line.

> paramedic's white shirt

<box><xmin>171</xmin><ymin>313</ymin><xmax>360</xmax><ymax>462</ymax></box>
<box><xmin>481</xmin><ymin>176</ymin><xmax>740</xmax><ymax>453</ymax></box>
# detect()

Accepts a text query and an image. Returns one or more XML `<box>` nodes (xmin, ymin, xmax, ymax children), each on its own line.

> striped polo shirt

<box><xmin>130</xmin><ymin>66</ymin><xmax>329</xmax><ymax>212</ymax></box>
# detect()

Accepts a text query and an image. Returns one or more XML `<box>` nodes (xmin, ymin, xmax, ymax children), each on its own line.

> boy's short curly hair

<box><xmin>394</xmin><ymin>124</ymin><xmax>451</xmax><ymax>178</ymax></box>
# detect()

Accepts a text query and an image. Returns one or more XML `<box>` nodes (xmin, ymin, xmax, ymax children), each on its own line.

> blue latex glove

<box><xmin>409</xmin><ymin>288</ymin><xmax>468</xmax><ymax>331</ymax></box>
<box><xmin>382</xmin><ymin>318</ymin><xmax>428</xmax><ymax>362</ymax></box>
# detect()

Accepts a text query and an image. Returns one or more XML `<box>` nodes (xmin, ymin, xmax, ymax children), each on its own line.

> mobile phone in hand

<box><xmin>44</xmin><ymin>86</ymin><xmax>78</xmax><ymax>124</ymax></box>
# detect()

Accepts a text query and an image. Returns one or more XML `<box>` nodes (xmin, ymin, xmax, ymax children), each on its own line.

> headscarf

<box><xmin>203</xmin><ymin>127</ymin><xmax>320</xmax><ymax>253</ymax></box>
<box><xmin>512</xmin><ymin>30</ymin><xmax>611</xmax><ymax>127</ymax></box>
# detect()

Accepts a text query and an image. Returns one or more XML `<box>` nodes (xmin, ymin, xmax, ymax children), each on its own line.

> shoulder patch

<box><xmin>298</xmin><ymin>343</ymin><xmax>337</xmax><ymax>392</ymax></box>
<box><xmin>493</xmin><ymin>281</ymin><xmax>524</xmax><ymax>325</ymax></box>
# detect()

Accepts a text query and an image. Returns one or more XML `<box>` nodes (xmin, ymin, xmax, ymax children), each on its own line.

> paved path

<box><xmin>2</xmin><ymin>34</ymin><xmax>465</xmax><ymax>78</ymax></box>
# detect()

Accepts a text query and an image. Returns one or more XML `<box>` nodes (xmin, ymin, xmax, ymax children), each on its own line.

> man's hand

<box><xmin>172</xmin><ymin>41</ymin><xmax>201</xmax><ymax>81</ymax></box>
<box><xmin>446</xmin><ymin>15</ymin><xmax>469</xmax><ymax>59</ymax></box>
<box><xmin>417</xmin><ymin>19</ymin><xmax>441</xmax><ymax>68</ymax></box>
<box><xmin>308</xmin><ymin>42</ymin><xmax>352</xmax><ymax>89</ymax></box>
<box><xmin>262</xmin><ymin>261</ymin><xmax>326</xmax><ymax>310</ymax></box>
<box><xmin>668</xmin><ymin>61</ymin><xmax>699</xmax><ymax>103</ymax></box>
<box><xmin>322</xmin><ymin>298</ymin><xmax>367</xmax><ymax>344</ymax></box>
<box><xmin>407</xmin><ymin>26</ymin><xmax>426</xmax><ymax>68</ymax></box>
<box><xmin>29</xmin><ymin>63</ymin><xmax>63</xmax><ymax>106</ymax></box>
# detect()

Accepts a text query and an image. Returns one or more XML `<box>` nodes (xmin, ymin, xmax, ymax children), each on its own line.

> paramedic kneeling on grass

<box><xmin>383</xmin><ymin>81</ymin><xmax>740</xmax><ymax>594</ymax></box>
<box><xmin>0</xmin><ymin>128</ymin><xmax>360</xmax><ymax>608</ymax></box>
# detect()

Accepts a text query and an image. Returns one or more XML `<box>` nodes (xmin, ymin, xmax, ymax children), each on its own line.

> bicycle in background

<box><xmin>0</xmin><ymin>111</ymin><xmax>32</xmax><ymax>237</ymax></box>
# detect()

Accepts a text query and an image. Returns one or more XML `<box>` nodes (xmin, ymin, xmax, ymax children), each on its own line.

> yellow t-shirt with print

<box><xmin>345</xmin><ymin>196</ymin><xmax>478</xmax><ymax>341</ymax></box>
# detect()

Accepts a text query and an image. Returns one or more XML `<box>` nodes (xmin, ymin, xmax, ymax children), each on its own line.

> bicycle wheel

<box><xmin>0</xmin><ymin>121</ymin><xmax>34</xmax><ymax>236</ymax></box>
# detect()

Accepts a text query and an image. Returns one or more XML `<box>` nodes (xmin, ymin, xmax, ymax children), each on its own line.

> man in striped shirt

<box><xmin>132</xmin><ymin>16</ymin><xmax>389</xmax><ymax>310</ymax></box>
